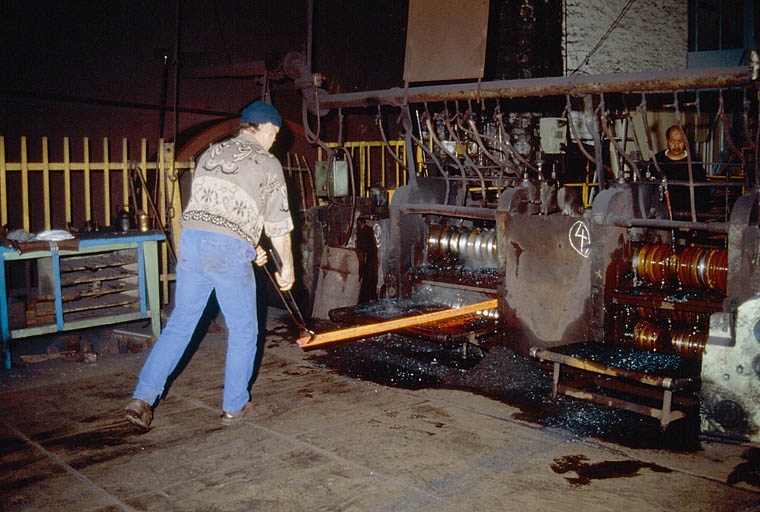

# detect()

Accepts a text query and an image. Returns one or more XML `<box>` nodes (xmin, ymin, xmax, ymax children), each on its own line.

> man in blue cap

<box><xmin>125</xmin><ymin>100</ymin><xmax>295</xmax><ymax>429</ymax></box>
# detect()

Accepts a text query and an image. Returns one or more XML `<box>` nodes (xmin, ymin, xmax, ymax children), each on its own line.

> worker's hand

<box><xmin>275</xmin><ymin>266</ymin><xmax>295</xmax><ymax>291</ymax></box>
<box><xmin>254</xmin><ymin>246</ymin><xmax>268</xmax><ymax>267</ymax></box>
<box><xmin>269</xmin><ymin>234</ymin><xmax>295</xmax><ymax>291</ymax></box>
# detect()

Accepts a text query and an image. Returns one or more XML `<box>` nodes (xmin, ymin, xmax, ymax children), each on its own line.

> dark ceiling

<box><xmin>0</xmin><ymin>0</ymin><xmax>562</xmax><ymax>150</ymax></box>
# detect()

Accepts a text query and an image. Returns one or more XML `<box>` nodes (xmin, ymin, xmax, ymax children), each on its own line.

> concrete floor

<box><xmin>2</xmin><ymin>309</ymin><xmax>760</xmax><ymax>512</ymax></box>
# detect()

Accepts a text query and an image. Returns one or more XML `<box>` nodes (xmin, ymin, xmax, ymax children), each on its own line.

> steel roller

<box><xmin>426</xmin><ymin>224</ymin><xmax>497</xmax><ymax>267</ymax></box>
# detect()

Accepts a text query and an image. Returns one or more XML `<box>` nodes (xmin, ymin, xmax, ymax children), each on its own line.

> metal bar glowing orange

<box><xmin>297</xmin><ymin>298</ymin><xmax>497</xmax><ymax>349</ymax></box>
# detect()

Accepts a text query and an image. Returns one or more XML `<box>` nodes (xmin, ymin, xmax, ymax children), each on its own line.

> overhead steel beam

<box><xmin>308</xmin><ymin>66</ymin><xmax>751</xmax><ymax>112</ymax></box>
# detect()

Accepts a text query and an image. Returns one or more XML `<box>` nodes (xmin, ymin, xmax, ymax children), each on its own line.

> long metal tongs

<box><xmin>260</xmin><ymin>248</ymin><xmax>314</xmax><ymax>339</ymax></box>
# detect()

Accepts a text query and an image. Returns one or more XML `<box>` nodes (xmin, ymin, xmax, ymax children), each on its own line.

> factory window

<box><xmin>687</xmin><ymin>0</ymin><xmax>757</xmax><ymax>67</ymax></box>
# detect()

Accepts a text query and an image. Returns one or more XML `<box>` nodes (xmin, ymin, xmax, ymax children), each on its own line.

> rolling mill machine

<box><xmin>295</xmin><ymin>60</ymin><xmax>760</xmax><ymax>443</ymax></box>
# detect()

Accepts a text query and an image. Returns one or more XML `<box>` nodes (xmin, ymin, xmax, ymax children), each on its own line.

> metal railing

<box><xmin>316</xmin><ymin>140</ymin><xmax>407</xmax><ymax>197</ymax></box>
<box><xmin>0</xmin><ymin>136</ymin><xmax>194</xmax><ymax>302</ymax></box>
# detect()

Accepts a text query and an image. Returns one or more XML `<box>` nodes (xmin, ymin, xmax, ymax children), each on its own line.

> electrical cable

<box><xmin>444</xmin><ymin>103</ymin><xmax>487</xmax><ymax>206</ymax></box>
<box><xmin>427</xmin><ymin>108</ymin><xmax>468</xmax><ymax>207</ymax></box>
<box><xmin>456</xmin><ymin>101</ymin><xmax>518</xmax><ymax>174</ymax></box>
<box><xmin>671</xmin><ymin>91</ymin><xmax>698</xmax><ymax>222</ymax></box>
<box><xmin>598</xmin><ymin>94</ymin><xmax>647</xmax><ymax>216</ymax></box>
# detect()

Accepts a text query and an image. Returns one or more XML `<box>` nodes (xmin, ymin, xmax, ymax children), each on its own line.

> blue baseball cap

<box><xmin>241</xmin><ymin>101</ymin><xmax>282</xmax><ymax>127</ymax></box>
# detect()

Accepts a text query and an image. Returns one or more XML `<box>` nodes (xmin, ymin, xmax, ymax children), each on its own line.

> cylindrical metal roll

<box><xmin>632</xmin><ymin>243</ymin><xmax>727</xmax><ymax>292</ymax></box>
<box><xmin>445</xmin><ymin>226</ymin><xmax>465</xmax><ymax>256</ymax></box>
<box><xmin>670</xmin><ymin>326</ymin><xmax>707</xmax><ymax>358</ymax></box>
<box><xmin>632</xmin><ymin>320</ymin><xmax>664</xmax><ymax>352</ymax></box>
<box><xmin>465</xmin><ymin>228</ymin><xmax>482</xmax><ymax>262</ymax></box>
<box><xmin>427</xmin><ymin>224</ymin><xmax>444</xmax><ymax>260</ymax></box>
<box><xmin>633</xmin><ymin>244</ymin><xmax>675</xmax><ymax>285</ymax></box>
<box><xmin>426</xmin><ymin>223</ymin><xmax>498</xmax><ymax>267</ymax></box>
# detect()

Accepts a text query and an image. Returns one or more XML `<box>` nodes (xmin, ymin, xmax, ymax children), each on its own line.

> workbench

<box><xmin>0</xmin><ymin>231</ymin><xmax>164</xmax><ymax>368</ymax></box>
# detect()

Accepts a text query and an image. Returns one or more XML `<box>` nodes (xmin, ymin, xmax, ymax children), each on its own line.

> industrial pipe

<box><xmin>309</xmin><ymin>67</ymin><xmax>750</xmax><ymax>111</ymax></box>
<box><xmin>606</xmin><ymin>215</ymin><xmax>730</xmax><ymax>233</ymax></box>
<box><xmin>399</xmin><ymin>204</ymin><xmax>497</xmax><ymax>221</ymax></box>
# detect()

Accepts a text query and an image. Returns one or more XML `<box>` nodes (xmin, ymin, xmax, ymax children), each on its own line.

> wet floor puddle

<box><xmin>551</xmin><ymin>454</ymin><xmax>672</xmax><ymax>486</ymax></box>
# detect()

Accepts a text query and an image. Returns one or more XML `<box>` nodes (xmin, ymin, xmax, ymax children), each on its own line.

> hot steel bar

<box><xmin>298</xmin><ymin>298</ymin><xmax>498</xmax><ymax>348</ymax></box>
<box><xmin>313</xmin><ymin>67</ymin><xmax>750</xmax><ymax>110</ymax></box>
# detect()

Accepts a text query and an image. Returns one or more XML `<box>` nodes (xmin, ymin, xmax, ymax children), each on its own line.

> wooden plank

<box><xmin>83</xmin><ymin>137</ymin><xmax>91</xmax><ymax>221</ymax></box>
<box><xmin>297</xmin><ymin>298</ymin><xmax>498</xmax><ymax>349</ymax></box>
<box><xmin>103</xmin><ymin>138</ymin><xmax>111</xmax><ymax>228</ymax></box>
<box><xmin>21</xmin><ymin>137</ymin><xmax>30</xmax><ymax>231</ymax></box>
<box><xmin>59</xmin><ymin>252</ymin><xmax>137</xmax><ymax>272</ymax></box>
<box><xmin>60</xmin><ymin>267</ymin><xmax>136</xmax><ymax>286</ymax></box>
<box><xmin>42</xmin><ymin>137</ymin><xmax>51</xmax><ymax>230</ymax></box>
<box><xmin>61</xmin><ymin>280</ymin><xmax>134</xmax><ymax>301</ymax></box>
<box><xmin>64</xmin><ymin>137</ymin><xmax>71</xmax><ymax>225</ymax></box>
<box><xmin>62</xmin><ymin>293</ymin><xmax>139</xmax><ymax>314</ymax></box>
<box><xmin>0</xmin><ymin>136</ymin><xmax>6</xmax><ymax>227</ymax></box>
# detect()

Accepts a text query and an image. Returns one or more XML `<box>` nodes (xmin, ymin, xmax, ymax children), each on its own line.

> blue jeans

<box><xmin>133</xmin><ymin>229</ymin><xmax>258</xmax><ymax>413</ymax></box>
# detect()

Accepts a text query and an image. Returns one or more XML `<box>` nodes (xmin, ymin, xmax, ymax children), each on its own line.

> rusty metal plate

<box><xmin>311</xmin><ymin>246</ymin><xmax>362</xmax><ymax>320</ymax></box>
<box><xmin>404</xmin><ymin>0</ymin><xmax>489</xmax><ymax>83</ymax></box>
